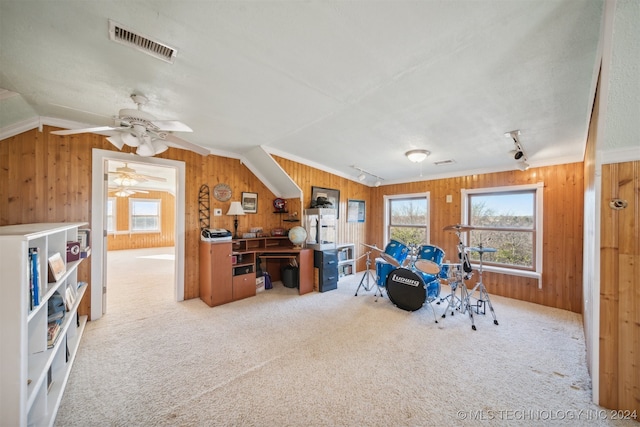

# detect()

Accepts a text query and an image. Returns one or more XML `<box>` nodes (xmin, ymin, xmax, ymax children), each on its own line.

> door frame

<box><xmin>90</xmin><ymin>149</ymin><xmax>186</xmax><ymax>320</ymax></box>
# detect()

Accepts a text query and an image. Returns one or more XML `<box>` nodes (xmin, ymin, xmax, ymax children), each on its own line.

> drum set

<box><xmin>356</xmin><ymin>224</ymin><xmax>499</xmax><ymax>330</ymax></box>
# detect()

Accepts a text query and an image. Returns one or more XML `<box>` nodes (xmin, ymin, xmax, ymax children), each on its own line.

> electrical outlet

<box><xmin>214</xmin><ymin>208</ymin><xmax>222</xmax><ymax>216</ymax></box>
<box><xmin>446</xmin><ymin>195</ymin><xmax>452</xmax><ymax>203</ymax></box>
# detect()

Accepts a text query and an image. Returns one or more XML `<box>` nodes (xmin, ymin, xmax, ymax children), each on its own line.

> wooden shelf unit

<box><xmin>0</xmin><ymin>222</ymin><xmax>89</xmax><ymax>427</ymax></box>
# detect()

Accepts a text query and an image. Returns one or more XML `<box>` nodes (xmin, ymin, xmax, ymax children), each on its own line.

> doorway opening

<box><xmin>105</xmin><ymin>159</ymin><xmax>177</xmax><ymax>316</ymax></box>
<box><xmin>90</xmin><ymin>149</ymin><xmax>186</xmax><ymax>321</ymax></box>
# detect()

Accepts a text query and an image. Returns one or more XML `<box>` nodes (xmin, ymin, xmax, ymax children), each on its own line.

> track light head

<box><xmin>514</xmin><ymin>151</ymin><xmax>524</xmax><ymax>160</ymax></box>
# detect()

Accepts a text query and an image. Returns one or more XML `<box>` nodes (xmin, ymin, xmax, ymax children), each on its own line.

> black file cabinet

<box><xmin>314</xmin><ymin>249</ymin><xmax>338</xmax><ymax>292</ymax></box>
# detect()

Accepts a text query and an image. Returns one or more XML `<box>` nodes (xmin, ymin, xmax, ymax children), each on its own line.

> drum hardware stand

<box><xmin>423</xmin><ymin>296</ymin><xmax>440</xmax><ymax>324</ymax></box>
<box><xmin>438</xmin><ymin>229</ymin><xmax>470</xmax><ymax>319</ymax></box>
<box><xmin>459</xmin><ymin>243</ymin><xmax>499</xmax><ymax>330</ymax></box>
<box><xmin>354</xmin><ymin>250</ymin><xmax>383</xmax><ymax>299</ymax></box>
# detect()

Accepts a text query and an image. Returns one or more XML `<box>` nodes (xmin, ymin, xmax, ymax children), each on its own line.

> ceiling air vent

<box><xmin>108</xmin><ymin>19</ymin><xmax>177</xmax><ymax>64</ymax></box>
<box><xmin>434</xmin><ymin>159</ymin><xmax>456</xmax><ymax>166</ymax></box>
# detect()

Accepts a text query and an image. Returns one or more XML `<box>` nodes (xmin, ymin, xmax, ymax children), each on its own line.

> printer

<box><xmin>201</xmin><ymin>228</ymin><xmax>233</xmax><ymax>242</ymax></box>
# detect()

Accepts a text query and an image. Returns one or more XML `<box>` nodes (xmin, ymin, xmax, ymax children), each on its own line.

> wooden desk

<box><xmin>254</xmin><ymin>247</ymin><xmax>313</xmax><ymax>295</ymax></box>
<box><xmin>200</xmin><ymin>238</ymin><xmax>314</xmax><ymax>307</ymax></box>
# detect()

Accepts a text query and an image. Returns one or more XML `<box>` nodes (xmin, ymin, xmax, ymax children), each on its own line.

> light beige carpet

<box><xmin>55</xmin><ymin>248</ymin><xmax>635</xmax><ymax>426</ymax></box>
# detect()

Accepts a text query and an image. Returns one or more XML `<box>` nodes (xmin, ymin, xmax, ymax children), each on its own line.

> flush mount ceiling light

<box><xmin>405</xmin><ymin>149</ymin><xmax>430</xmax><ymax>163</ymax></box>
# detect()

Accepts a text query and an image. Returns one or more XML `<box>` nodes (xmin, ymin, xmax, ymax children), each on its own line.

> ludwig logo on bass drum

<box><xmin>390</xmin><ymin>273</ymin><xmax>420</xmax><ymax>287</ymax></box>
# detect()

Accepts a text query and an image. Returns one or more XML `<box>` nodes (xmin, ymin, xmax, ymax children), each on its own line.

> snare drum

<box><xmin>414</xmin><ymin>245</ymin><xmax>445</xmax><ymax>276</ymax></box>
<box><xmin>375</xmin><ymin>258</ymin><xmax>395</xmax><ymax>288</ymax></box>
<box><xmin>381</xmin><ymin>240</ymin><xmax>409</xmax><ymax>267</ymax></box>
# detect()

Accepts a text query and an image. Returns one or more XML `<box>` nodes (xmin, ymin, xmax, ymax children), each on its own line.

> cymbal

<box><xmin>361</xmin><ymin>243</ymin><xmax>382</xmax><ymax>252</ymax></box>
<box><xmin>467</xmin><ymin>246</ymin><xmax>497</xmax><ymax>253</ymax></box>
<box><xmin>443</xmin><ymin>224</ymin><xmax>474</xmax><ymax>232</ymax></box>
<box><xmin>380</xmin><ymin>252</ymin><xmax>400</xmax><ymax>267</ymax></box>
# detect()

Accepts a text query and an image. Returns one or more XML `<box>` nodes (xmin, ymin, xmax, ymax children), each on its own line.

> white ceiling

<box><xmin>0</xmin><ymin>1</ymin><xmax>617</xmax><ymax>185</ymax></box>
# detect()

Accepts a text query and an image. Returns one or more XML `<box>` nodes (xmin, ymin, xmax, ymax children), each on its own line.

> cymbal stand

<box><xmin>355</xmin><ymin>250</ymin><xmax>383</xmax><ymax>298</ymax></box>
<box><xmin>459</xmin><ymin>244</ymin><xmax>499</xmax><ymax>330</ymax></box>
<box><xmin>438</xmin><ymin>231</ymin><xmax>467</xmax><ymax>318</ymax></box>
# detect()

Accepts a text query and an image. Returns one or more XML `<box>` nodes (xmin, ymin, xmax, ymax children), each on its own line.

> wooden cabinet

<box><xmin>200</xmin><ymin>241</ymin><xmax>257</xmax><ymax>306</ymax></box>
<box><xmin>232</xmin><ymin>273</ymin><xmax>256</xmax><ymax>300</ymax></box>
<box><xmin>0</xmin><ymin>222</ymin><xmax>89</xmax><ymax>427</ymax></box>
<box><xmin>199</xmin><ymin>241</ymin><xmax>233</xmax><ymax>307</ymax></box>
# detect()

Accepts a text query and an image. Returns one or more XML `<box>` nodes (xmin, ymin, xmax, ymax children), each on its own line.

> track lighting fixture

<box><xmin>505</xmin><ymin>130</ymin><xmax>530</xmax><ymax>171</ymax></box>
<box><xmin>351</xmin><ymin>166</ymin><xmax>384</xmax><ymax>187</ymax></box>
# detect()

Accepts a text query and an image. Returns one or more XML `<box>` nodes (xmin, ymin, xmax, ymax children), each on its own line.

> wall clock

<box><xmin>213</xmin><ymin>183</ymin><xmax>232</xmax><ymax>202</ymax></box>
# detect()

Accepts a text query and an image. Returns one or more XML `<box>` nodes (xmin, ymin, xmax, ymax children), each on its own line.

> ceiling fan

<box><xmin>108</xmin><ymin>186</ymin><xmax>149</xmax><ymax>197</ymax></box>
<box><xmin>108</xmin><ymin>163</ymin><xmax>166</xmax><ymax>186</ymax></box>
<box><xmin>50</xmin><ymin>94</ymin><xmax>209</xmax><ymax>157</ymax></box>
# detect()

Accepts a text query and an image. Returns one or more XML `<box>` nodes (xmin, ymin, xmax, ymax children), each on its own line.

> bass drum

<box><xmin>385</xmin><ymin>268</ymin><xmax>426</xmax><ymax>312</ymax></box>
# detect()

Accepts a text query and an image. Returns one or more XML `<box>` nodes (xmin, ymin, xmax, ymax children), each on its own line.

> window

<box><xmin>129</xmin><ymin>199</ymin><xmax>161</xmax><ymax>232</ymax></box>
<box><xmin>385</xmin><ymin>193</ymin><xmax>430</xmax><ymax>246</ymax></box>
<box><xmin>461</xmin><ymin>183</ymin><xmax>543</xmax><ymax>281</ymax></box>
<box><xmin>106</xmin><ymin>198</ymin><xmax>116</xmax><ymax>233</ymax></box>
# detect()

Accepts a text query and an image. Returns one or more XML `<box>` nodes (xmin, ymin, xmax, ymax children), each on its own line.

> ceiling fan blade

<box><xmin>136</xmin><ymin>174</ymin><xmax>166</xmax><ymax>182</ymax></box>
<box><xmin>162</xmin><ymin>133</ymin><xmax>209</xmax><ymax>156</ymax></box>
<box><xmin>152</xmin><ymin>120</ymin><xmax>193</xmax><ymax>132</ymax></box>
<box><xmin>51</xmin><ymin>126</ymin><xmax>124</xmax><ymax>135</ymax></box>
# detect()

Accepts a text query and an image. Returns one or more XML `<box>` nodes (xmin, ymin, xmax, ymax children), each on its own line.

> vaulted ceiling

<box><xmin>0</xmin><ymin>1</ymin><xmax>634</xmax><ymax>187</ymax></box>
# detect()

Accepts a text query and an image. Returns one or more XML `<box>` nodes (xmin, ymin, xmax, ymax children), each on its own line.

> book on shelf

<box><xmin>47</xmin><ymin>321</ymin><xmax>61</xmax><ymax>348</ymax></box>
<box><xmin>77</xmin><ymin>228</ymin><xmax>91</xmax><ymax>249</ymax></box>
<box><xmin>47</xmin><ymin>252</ymin><xmax>66</xmax><ymax>283</ymax></box>
<box><xmin>29</xmin><ymin>247</ymin><xmax>41</xmax><ymax>308</ymax></box>
<box><xmin>64</xmin><ymin>286</ymin><xmax>76</xmax><ymax>311</ymax></box>
<box><xmin>48</xmin><ymin>291</ymin><xmax>66</xmax><ymax>322</ymax></box>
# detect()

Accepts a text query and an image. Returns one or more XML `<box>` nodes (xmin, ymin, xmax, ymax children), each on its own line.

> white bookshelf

<box><xmin>0</xmin><ymin>223</ymin><xmax>89</xmax><ymax>427</ymax></box>
<box><xmin>337</xmin><ymin>243</ymin><xmax>356</xmax><ymax>279</ymax></box>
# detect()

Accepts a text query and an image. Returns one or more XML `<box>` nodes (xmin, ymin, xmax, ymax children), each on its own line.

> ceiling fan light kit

<box><xmin>50</xmin><ymin>93</ymin><xmax>208</xmax><ymax>157</ymax></box>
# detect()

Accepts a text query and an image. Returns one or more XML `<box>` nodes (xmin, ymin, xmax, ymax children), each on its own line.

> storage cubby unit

<box><xmin>0</xmin><ymin>222</ymin><xmax>89</xmax><ymax>427</ymax></box>
<box><xmin>337</xmin><ymin>243</ymin><xmax>356</xmax><ymax>279</ymax></box>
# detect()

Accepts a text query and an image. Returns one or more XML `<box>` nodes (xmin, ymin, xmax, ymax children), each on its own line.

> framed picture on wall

<box><xmin>311</xmin><ymin>186</ymin><xmax>340</xmax><ymax>218</ymax></box>
<box><xmin>347</xmin><ymin>199</ymin><xmax>365</xmax><ymax>223</ymax></box>
<box><xmin>241</xmin><ymin>192</ymin><xmax>258</xmax><ymax>214</ymax></box>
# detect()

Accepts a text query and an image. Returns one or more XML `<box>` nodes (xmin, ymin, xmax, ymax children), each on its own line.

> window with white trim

<box><xmin>385</xmin><ymin>193</ymin><xmax>430</xmax><ymax>246</ymax></box>
<box><xmin>106</xmin><ymin>198</ymin><xmax>116</xmax><ymax>233</ymax></box>
<box><xmin>461</xmin><ymin>183</ymin><xmax>543</xmax><ymax>279</ymax></box>
<box><xmin>129</xmin><ymin>199</ymin><xmax>161</xmax><ymax>232</ymax></box>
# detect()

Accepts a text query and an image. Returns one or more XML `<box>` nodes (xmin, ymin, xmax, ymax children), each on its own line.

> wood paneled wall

<box><xmin>369</xmin><ymin>164</ymin><xmax>585</xmax><ymax>312</ymax></box>
<box><xmin>599</xmin><ymin>161</ymin><xmax>640</xmax><ymax>413</ymax></box>
<box><xmin>0</xmin><ymin>126</ymin><xmax>287</xmax><ymax>313</ymax></box>
<box><xmin>1</xmin><ymin>127</ymin><xmax>586</xmax><ymax>314</ymax></box>
<box><xmin>107</xmin><ymin>190</ymin><xmax>176</xmax><ymax>250</ymax></box>
<box><xmin>274</xmin><ymin>156</ymin><xmax>371</xmax><ymax>271</ymax></box>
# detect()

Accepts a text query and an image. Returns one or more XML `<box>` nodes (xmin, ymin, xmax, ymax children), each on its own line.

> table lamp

<box><xmin>226</xmin><ymin>201</ymin><xmax>245</xmax><ymax>238</ymax></box>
